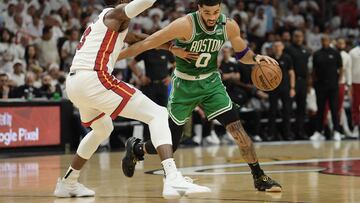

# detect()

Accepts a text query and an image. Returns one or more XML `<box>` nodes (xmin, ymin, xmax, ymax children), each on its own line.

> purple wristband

<box><xmin>235</xmin><ymin>47</ymin><xmax>250</xmax><ymax>60</ymax></box>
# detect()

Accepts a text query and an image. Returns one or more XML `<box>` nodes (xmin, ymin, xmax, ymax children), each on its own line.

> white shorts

<box><xmin>66</xmin><ymin>70</ymin><xmax>138</xmax><ymax>127</ymax></box>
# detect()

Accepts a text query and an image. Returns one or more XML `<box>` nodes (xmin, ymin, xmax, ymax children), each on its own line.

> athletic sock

<box><xmin>62</xmin><ymin>166</ymin><xmax>80</xmax><ymax>184</ymax></box>
<box><xmin>248</xmin><ymin>162</ymin><xmax>264</xmax><ymax>178</ymax></box>
<box><xmin>161</xmin><ymin>158</ymin><xmax>177</xmax><ymax>178</ymax></box>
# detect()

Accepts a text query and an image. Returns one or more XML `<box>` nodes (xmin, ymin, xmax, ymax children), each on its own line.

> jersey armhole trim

<box><xmin>177</xmin><ymin>15</ymin><xmax>196</xmax><ymax>44</ymax></box>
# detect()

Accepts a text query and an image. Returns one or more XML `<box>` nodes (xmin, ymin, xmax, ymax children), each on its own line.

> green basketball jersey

<box><xmin>175</xmin><ymin>12</ymin><xmax>228</xmax><ymax>76</ymax></box>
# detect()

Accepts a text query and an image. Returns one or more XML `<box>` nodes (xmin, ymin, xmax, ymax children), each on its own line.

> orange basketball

<box><xmin>251</xmin><ymin>61</ymin><xmax>282</xmax><ymax>91</ymax></box>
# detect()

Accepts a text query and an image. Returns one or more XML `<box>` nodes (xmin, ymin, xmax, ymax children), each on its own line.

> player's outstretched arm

<box><xmin>105</xmin><ymin>0</ymin><xmax>156</xmax><ymax>31</ymax></box>
<box><xmin>124</xmin><ymin>32</ymin><xmax>148</xmax><ymax>45</ymax></box>
<box><xmin>226</xmin><ymin>19</ymin><xmax>278</xmax><ymax>65</ymax></box>
<box><xmin>117</xmin><ymin>17</ymin><xmax>190</xmax><ymax>60</ymax></box>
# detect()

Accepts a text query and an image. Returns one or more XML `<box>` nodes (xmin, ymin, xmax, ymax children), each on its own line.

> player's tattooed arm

<box><xmin>226</xmin><ymin>121</ymin><xmax>258</xmax><ymax>163</ymax></box>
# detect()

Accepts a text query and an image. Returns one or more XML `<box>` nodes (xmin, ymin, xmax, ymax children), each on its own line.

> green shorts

<box><xmin>167</xmin><ymin>72</ymin><xmax>232</xmax><ymax>125</ymax></box>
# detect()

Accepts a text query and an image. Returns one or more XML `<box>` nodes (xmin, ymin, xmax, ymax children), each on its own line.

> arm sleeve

<box><xmin>124</xmin><ymin>0</ymin><xmax>156</xmax><ymax>19</ymax></box>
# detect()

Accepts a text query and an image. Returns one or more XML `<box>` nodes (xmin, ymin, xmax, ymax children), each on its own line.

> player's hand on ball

<box><xmin>170</xmin><ymin>45</ymin><xmax>199</xmax><ymax>63</ymax></box>
<box><xmin>255</xmin><ymin>55</ymin><xmax>279</xmax><ymax>66</ymax></box>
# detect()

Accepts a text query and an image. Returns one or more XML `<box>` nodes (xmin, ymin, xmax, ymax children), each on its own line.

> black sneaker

<box><xmin>253</xmin><ymin>174</ymin><xmax>282</xmax><ymax>192</ymax></box>
<box><xmin>122</xmin><ymin>137</ymin><xmax>144</xmax><ymax>177</ymax></box>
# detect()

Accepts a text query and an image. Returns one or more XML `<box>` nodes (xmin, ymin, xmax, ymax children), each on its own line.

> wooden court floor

<box><xmin>1</xmin><ymin>141</ymin><xmax>360</xmax><ymax>203</ymax></box>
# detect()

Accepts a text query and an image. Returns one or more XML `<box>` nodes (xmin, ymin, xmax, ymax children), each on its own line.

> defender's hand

<box><xmin>254</xmin><ymin>55</ymin><xmax>279</xmax><ymax>65</ymax></box>
<box><xmin>170</xmin><ymin>45</ymin><xmax>198</xmax><ymax>63</ymax></box>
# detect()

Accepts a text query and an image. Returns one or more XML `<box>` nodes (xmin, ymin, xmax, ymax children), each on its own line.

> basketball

<box><xmin>251</xmin><ymin>61</ymin><xmax>282</xmax><ymax>91</ymax></box>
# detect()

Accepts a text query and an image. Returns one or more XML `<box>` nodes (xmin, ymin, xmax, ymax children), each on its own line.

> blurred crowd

<box><xmin>0</xmin><ymin>0</ymin><xmax>360</xmax><ymax>144</ymax></box>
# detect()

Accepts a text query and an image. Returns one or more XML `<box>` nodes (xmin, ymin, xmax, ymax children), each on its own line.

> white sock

<box><xmin>62</xmin><ymin>166</ymin><xmax>80</xmax><ymax>184</ymax></box>
<box><xmin>161</xmin><ymin>158</ymin><xmax>177</xmax><ymax>178</ymax></box>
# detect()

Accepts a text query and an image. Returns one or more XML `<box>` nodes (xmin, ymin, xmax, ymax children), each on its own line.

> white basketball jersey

<box><xmin>71</xmin><ymin>8</ymin><xmax>128</xmax><ymax>74</ymax></box>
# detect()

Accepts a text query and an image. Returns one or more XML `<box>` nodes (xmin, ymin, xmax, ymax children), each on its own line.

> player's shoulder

<box><xmin>225</xmin><ymin>18</ymin><xmax>240</xmax><ymax>37</ymax></box>
<box><xmin>172</xmin><ymin>15</ymin><xmax>192</xmax><ymax>26</ymax></box>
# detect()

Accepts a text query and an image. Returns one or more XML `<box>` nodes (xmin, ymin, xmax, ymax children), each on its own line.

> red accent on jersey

<box><xmin>93</xmin><ymin>29</ymin><xmax>136</xmax><ymax>119</ymax></box>
<box><xmin>82</xmin><ymin>112</ymin><xmax>105</xmax><ymax>127</ymax></box>
<box><xmin>77</xmin><ymin>26</ymin><xmax>92</xmax><ymax>50</ymax></box>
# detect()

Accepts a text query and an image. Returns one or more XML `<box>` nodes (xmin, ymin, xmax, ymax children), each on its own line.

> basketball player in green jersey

<box><xmin>119</xmin><ymin>0</ymin><xmax>282</xmax><ymax>192</ymax></box>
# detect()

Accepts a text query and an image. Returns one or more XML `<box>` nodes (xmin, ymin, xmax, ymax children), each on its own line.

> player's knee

<box><xmin>157</xmin><ymin>106</ymin><xmax>169</xmax><ymax>120</ymax></box>
<box><xmin>91</xmin><ymin>116</ymin><xmax>114</xmax><ymax>138</ymax></box>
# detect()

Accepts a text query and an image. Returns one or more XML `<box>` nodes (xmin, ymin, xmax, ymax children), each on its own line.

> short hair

<box><xmin>198</xmin><ymin>0</ymin><xmax>222</xmax><ymax>7</ymax></box>
<box><xmin>42</xmin><ymin>26</ymin><xmax>52</xmax><ymax>35</ymax></box>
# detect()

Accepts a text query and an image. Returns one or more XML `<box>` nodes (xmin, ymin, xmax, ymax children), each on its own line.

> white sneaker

<box><xmin>333</xmin><ymin>131</ymin><xmax>342</xmax><ymax>141</ymax></box>
<box><xmin>310</xmin><ymin>131</ymin><xmax>325</xmax><ymax>141</ymax></box>
<box><xmin>252</xmin><ymin>135</ymin><xmax>263</xmax><ymax>142</ymax></box>
<box><xmin>54</xmin><ymin>178</ymin><xmax>95</xmax><ymax>197</ymax></box>
<box><xmin>192</xmin><ymin>134</ymin><xmax>202</xmax><ymax>145</ymax></box>
<box><xmin>162</xmin><ymin>172</ymin><xmax>211</xmax><ymax>199</ymax></box>
<box><xmin>350</xmin><ymin>126</ymin><xmax>359</xmax><ymax>138</ymax></box>
<box><xmin>203</xmin><ymin>131</ymin><xmax>220</xmax><ymax>145</ymax></box>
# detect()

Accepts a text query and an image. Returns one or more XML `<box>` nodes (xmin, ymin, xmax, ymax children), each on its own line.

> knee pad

<box><xmin>77</xmin><ymin>115</ymin><xmax>113</xmax><ymax>159</ymax></box>
<box><xmin>91</xmin><ymin>115</ymin><xmax>113</xmax><ymax>137</ymax></box>
<box><xmin>148</xmin><ymin>106</ymin><xmax>172</xmax><ymax>149</ymax></box>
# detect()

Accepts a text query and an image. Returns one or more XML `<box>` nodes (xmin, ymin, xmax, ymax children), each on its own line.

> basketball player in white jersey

<box><xmin>54</xmin><ymin>0</ymin><xmax>210</xmax><ymax>199</ymax></box>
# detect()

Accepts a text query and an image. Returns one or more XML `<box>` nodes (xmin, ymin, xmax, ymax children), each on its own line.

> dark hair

<box><xmin>43</xmin><ymin>26</ymin><xmax>53</xmax><ymax>35</ymax></box>
<box><xmin>198</xmin><ymin>0</ymin><xmax>222</xmax><ymax>6</ymax></box>
<box><xmin>24</xmin><ymin>45</ymin><xmax>37</xmax><ymax>66</ymax></box>
<box><xmin>0</xmin><ymin>28</ymin><xmax>14</xmax><ymax>43</ymax></box>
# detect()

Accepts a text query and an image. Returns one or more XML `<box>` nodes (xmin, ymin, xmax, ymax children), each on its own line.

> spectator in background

<box><xmin>10</xmin><ymin>72</ymin><xmax>41</xmax><ymax>99</ymax></box>
<box><xmin>281</xmin><ymin>31</ymin><xmax>291</xmax><ymax>47</ymax></box>
<box><xmin>9</xmin><ymin>60</ymin><xmax>25</xmax><ymax>87</ymax></box>
<box><xmin>285</xmin><ymin>5</ymin><xmax>305</xmax><ymax>30</ymax></box>
<box><xmin>349</xmin><ymin>41</ymin><xmax>360</xmax><ymax>138</ymax></box>
<box><xmin>24</xmin><ymin>44</ymin><xmax>40</xmax><ymax>69</ymax></box>
<box><xmin>2</xmin><ymin>3</ymin><xmax>16</xmax><ymax>31</ymax></box>
<box><xmin>48</xmin><ymin>63</ymin><xmax>61</xmax><ymax>85</ymax></box>
<box><xmin>311</xmin><ymin>35</ymin><xmax>343</xmax><ymax>141</ymax></box>
<box><xmin>261</xmin><ymin>32</ymin><xmax>276</xmax><ymax>55</ymax></box>
<box><xmin>230</xmin><ymin>0</ymin><xmax>248</xmax><ymax>32</ymax></box>
<box><xmin>60</xmin><ymin>29</ymin><xmax>79</xmax><ymax>72</ymax></box>
<box><xmin>306</xmin><ymin>26</ymin><xmax>323</xmax><ymax>52</ymax></box>
<box><xmin>0</xmin><ymin>28</ymin><xmax>24</xmax><ymax>65</ymax></box>
<box><xmin>337</xmin><ymin>0</ymin><xmax>358</xmax><ymax>28</ymax></box>
<box><xmin>249</xmin><ymin>7</ymin><xmax>267</xmax><ymax>52</ymax></box>
<box><xmin>285</xmin><ymin>30</ymin><xmax>311</xmax><ymax>139</ymax></box>
<box><xmin>0</xmin><ymin>73</ymin><xmax>11</xmax><ymax>99</ymax></box>
<box><xmin>39</xmin><ymin>74</ymin><xmax>62</xmax><ymax>99</ymax></box>
<box><xmin>323</xmin><ymin>38</ymin><xmax>352</xmax><ymax>137</ymax></box>
<box><xmin>260</xmin><ymin>0</ymin><xmax>276</xmax><ymax>33</ymax></box>
<box><xmin>147</xmin><ymin>8</ymin><xmax>165</xmax><ymax>34</ymax></box>
<box><xmin>27</xmin><ymin>15</ymin><xmax>44</xmax><ymax>39</ymax></box>
<box><xmin>36</xmin><ymin>26</ymin><xmax>60</xmax><ymax>69</ymax></box>
<box><xmin>268</xmin><ymin>41</ymin><xmax>295</xmax><ymax>141</ymax></box>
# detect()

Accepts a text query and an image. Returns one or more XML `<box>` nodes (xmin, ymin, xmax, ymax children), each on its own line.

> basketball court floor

<box><xmin>1</xmin><ymin>140</ymin><xmax>359</xmax><ymax>203</ymax></box>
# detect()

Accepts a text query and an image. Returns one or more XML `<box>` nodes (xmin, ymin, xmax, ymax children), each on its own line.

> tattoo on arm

<box><xmin>226</xmin><ymin>121</ymin><xmax>258</xmax><ymax>163</ymax></box>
